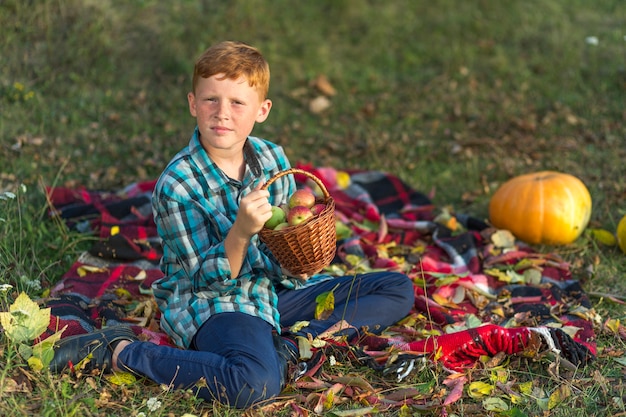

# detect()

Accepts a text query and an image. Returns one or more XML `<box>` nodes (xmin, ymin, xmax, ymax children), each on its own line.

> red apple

<box><xmin>311</xmin><ymin>203</ymin><xmax>326</xmax><ymax>216</ymax></box>
<box><xmin>287</xmin><ymin>205</ymin><xmax>314</xmax><ymax>226</ymax></box>
<box><xmin>288</xmin><ymin>189</ymin><xmax>316</xmax><ymax>209</ymax></box>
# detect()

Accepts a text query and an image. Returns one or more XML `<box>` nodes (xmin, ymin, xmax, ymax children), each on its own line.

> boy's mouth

<box><xmin>212</xmin><ymin>126</ymin><xmax>231</xmax><ymax>134</ymax></box>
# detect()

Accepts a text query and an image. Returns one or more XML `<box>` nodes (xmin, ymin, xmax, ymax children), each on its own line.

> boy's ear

<box><xmin>187</xmin><ymin>92</ymin><xmax>197</xmax><ymax>117</ymax></box>
<box><xmin>256</xmin><ymin>99</ymin><xmax>272</xmax><ymax>123</ymax></box>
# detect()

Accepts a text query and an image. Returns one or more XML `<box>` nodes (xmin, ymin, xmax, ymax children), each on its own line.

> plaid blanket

<box><xmin>42</xmin><ymin>165</ymin><xmax>595</xmax><ymax>376</ymax></box>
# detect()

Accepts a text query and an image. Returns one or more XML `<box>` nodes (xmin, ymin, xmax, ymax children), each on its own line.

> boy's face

<box><xmin>188</xmin><ymin>74</ymin><xmax>272</xmax><ymax>157</ymax></box>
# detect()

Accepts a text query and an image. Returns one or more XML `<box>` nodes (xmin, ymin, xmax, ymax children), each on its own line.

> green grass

<box><xmin>1</xmin><ymin>0</ymin><xmax>625</xmax><ymax>415</ymax></box>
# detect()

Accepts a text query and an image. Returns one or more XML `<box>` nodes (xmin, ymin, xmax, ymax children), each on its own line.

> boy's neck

<box><xmin>212</xmin><ymin>153</ymin><xmax>245</xmax><ymax>182</ymax></box>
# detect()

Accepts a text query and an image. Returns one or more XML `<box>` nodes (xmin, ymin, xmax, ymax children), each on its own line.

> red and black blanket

<box><xmin>42</xmin><ymin>164</ymin><xmax>595</xmax><ymax>393</ymax></box>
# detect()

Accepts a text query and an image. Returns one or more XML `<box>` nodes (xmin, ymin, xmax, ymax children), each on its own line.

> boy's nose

<box><xmin>215</xmin><ymin>102</ymin><xmax>230</xmax><ymax>119</ymax></box>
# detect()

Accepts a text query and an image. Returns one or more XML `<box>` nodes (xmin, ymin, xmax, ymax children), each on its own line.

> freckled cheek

<box><xmin>195</xmin><ymin>107</ymin><xmax>216</xmax><ymax>119</ymax></box>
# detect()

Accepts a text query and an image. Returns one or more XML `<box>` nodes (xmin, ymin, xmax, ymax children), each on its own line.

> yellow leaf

<box><xmin>518</xmin><ymin>381</ymin><xmax>533</xmax><ymax>395</ymax></box>
<box><xmin>114</xmin><ymin>288</ymin><xmax>132</xmax><ymax>300</ymax></box>
<box><xmin>27</xmin><ymin>356</ymin><xmax>44</xmax><ymax>372</ymax></box>
<box><xmin>491</xmin><ymin>229</ymin><xmax>516</xmax><ymax>248</ymax></box>
<box><xmin>588</xmin><ymin>228</ymin><xmax>617</xmax><ymax>246</ymax></box>
<box><xmin>605</xmin><ymin>318</ymin><xmax>620</xmax><ymax>334</ymax></box>
<box><xmin>110</xmin><ymin>225</ymin><xmax>120</xmax><ymax>236</ymax></box>
<box><xmin>509</xmin><ymin>393</ymin><xmax>523</xmax><ymax>404</ymax></box>
<box><xmin>32</xmin><ymin>325</ymin><xmax>67</xmax><ymax>370</ymax></box>
<box><xmin>289</xmin><ymin>321</ymin><xmax>310</xmax><ymax>333</ymax></box>
<box><xmin>468</xmin><ymin>381</ymin><xmax>494</xmax><ymax>398</ymax></box>
<box><xmin>399</xmin><ymin>404</ymin><xmax>412</xmax><ymax>417</ymax></box>
<box><xmin>77</xmin><ymin>265</ymin><xmax>107</xmax><ymax>277</ymax></box>
<box><xmin>310</xmin><ymin>337</ymin><xmax>327</xmax><ymax>348</ymax></box>
<box><xmin>548</xmin><ymin>385</ymin><xmax>571</xmax><ymax>409</ymax></box>
<box><xmin>484</xmin><ymin>268</ymin><xmax>509</xmax><ymax>282</ymax></box>
<box><xmin>131</xmin><ymin>270</ymin><xmax>147</xmax><ymax>281</ymax></box>
<box><xmin>431</xmin><ymin>293</ymin><xmax>460</xmax><ymax>309</ymax></box>
<box><xmin>315</xmin><ymin>289</ymin><xmax>335</xmax><ymax>320</ymax></box>
<box><xmin>106</xmin><ymin>371</ymin><xmax>137</xmax><ymax>385</ymax></box>
<box><xmin>433</xmin><ymin>346</ymin><xmax>444</xmax><ymax>361</ymax></box>
<box><xmin>490</xmin><ymin>306</ymin><xmax>505</xmax><ymax>318</ymax></box>
<box><xmin>75</xmin><ymin>352</ymin><xmax>94</xmax><ymax>371</ymax></box>
<box><xmin>0</xmin><ymin>292</ymin><xmax>50</xmax><ymax>343</ymax></box>
<box><xmin>324</xmin><ymin>389</ymin><xmax>335</xmax><ymax>409</ymax></box>
<box><xmin>489</xmin><ymin>368</ymin><xmax>509</xmax><ymax>384</ymax></box>
<box><xmin>336</xmin><ymin>171</ymin><xmax>351</xmax><ymax>189</ymax></box>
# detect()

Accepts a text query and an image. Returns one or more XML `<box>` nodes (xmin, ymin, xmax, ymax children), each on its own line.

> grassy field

<box><xmin>1</xmin><ymin>0</ymin><xmax>625</xmax><ymax>415</ymax></box>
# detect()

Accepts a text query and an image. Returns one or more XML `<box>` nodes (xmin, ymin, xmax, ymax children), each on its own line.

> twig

<box><xmin>588</xmin><ymin>292</ymin><xmax>626</xmax><ymax>304</ymax></box>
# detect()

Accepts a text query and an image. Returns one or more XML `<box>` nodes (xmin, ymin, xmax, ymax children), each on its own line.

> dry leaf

<box><xmin>491</xmin><ymin>229</ymin><xmax>516</xmax><ymax>248</ymax></box>
<box><xmin>309</xmin><ymin>96</ymin><xmax>331</xmax><ymax>114</ymax></box>
<box><xmin>312</xmin><ymin>74</ymin><xmax>336</xmax><ymax>96</ymax></box>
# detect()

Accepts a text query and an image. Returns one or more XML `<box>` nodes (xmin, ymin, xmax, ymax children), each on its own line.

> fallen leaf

<box><xmin>0</xmin><ymin>292</ymin><xmax>51</xmax><ymax>344</ymax></box>
<box><xmin>491</xmin><ymin>229</ymin><xmax>516</xmax><ymax>248</ymax></box>
<box><xmin>547</xmin><ymin>384</ymin><xmax>571</xmax><ymax>409</ymax></box>
<box><xmin>442</xmin><ymin>374</ymin><xmax>467</xmax><ymax>405</ymax></box>
<box><xmin>315</xmin><ymin>289</ymin><xmax>336</xmax><ymax>320</ymax></box>
<box><xmin>587</xmin><ymin>228</ymin><xmax>617</xmax><ymax>246</ymax></box>
<box><xmin>468</xmin><ymin>381</ymin><xmax>494</xmax><ymax>398</ymax></box>
<box><xmin>328</xmin><ymin>406</ymin><xmax>376</xmax><ymax>416</ymax></box>
<box><xmin>106</xmin><ymin>371</ymin><xmax>137</xmax><ymax>386</ymax></box>
<box><xmin>76</xmin><ymin>265</ymin><xmax>108</xmax><ymax>277</ymax></box>
<box><xmin>482</xmin><ymin>396</ymin><xmax>509</xmax><ymax>412</ymax></box>
<box><xmin>312</xmin><ymin>74</ymin><xmax>337</xmax><ymax>96</ymax></box>
<box><xmin>309</xmin><ymin>96</ymin><xmax>332</xmax><ymax>114</ymax></box>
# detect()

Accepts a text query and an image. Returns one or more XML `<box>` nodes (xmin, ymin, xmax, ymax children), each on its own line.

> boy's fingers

<box><xmin>253</xmin><ymin>179</ymin><xmax>266</xmax><ymax>190</ymax></box>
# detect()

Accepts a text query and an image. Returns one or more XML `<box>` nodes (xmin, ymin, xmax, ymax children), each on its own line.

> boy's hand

<box><xmin>281</xmin><ymin>266</ymin><xmax>321</xmax><ymax>282</ymax></box>
<box><xmin>234</xmin><ymin>181</ymin><xmax>272</xmax><ymax>238</ymax></box>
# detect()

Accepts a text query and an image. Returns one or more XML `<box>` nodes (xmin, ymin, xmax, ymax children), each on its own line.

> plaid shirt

<box><xmin>152</xmin><ymin>128</ymin><xmax>307</xmax><ymax>348</ymax></box>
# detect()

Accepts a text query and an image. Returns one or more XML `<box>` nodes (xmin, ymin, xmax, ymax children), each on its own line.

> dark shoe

<box><xmin>273</xmin><ymin>335</ymin><xmax>326</xmax><ymax>386</ymax></box>
<box><xmin>273</xmin><ymin>335</ymin><xmax>306</xmax><ymax>386</ymax></box>
<box><xmin>49</xmin><ymin>326</ymin><xmax>138</xmax><ymax>373</ymax></box>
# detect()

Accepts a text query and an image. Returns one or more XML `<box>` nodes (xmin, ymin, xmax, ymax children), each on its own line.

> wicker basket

<box><xmin>259</xmin><ymin>168</ymin><xmax>337</xmax><ymax>275</ymax></box>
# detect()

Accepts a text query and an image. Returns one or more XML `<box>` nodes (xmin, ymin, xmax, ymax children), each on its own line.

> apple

<box><xmin>264</xmin><ymin>205</ymin><xmax>287</xmax><ymax>229</ymax></box>
<box><xmin>311</xmin><ymin>203</ymin><xmax>326</xmax><ymax>216</ymax></box>
<box><xmin>274</xmin><ymin>222</ymin><xmax>290</xmax><ymax>231</ymax></box>
<box><xmin>288</xmin><ymin>189</ymin><xmax>316</xmax><ymax>209</ymax></box>
<box><xmin>287</xmin><ymin>205</ymin><xmax>314</xmax><ymax>226</ymax></box>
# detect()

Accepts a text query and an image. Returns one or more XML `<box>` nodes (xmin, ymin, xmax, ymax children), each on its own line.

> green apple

<box><xmin>274</xmin><ymin>222</ymin><xmax>290</xmax><ymax>231</ymax></box>
<box><xmin>264</xmin><ymin>205</ymin><xmax>287</xmax><ymax>229</ymax></box>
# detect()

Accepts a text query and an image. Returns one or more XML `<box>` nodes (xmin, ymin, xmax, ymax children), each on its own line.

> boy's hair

<box><xmin>192</xmin><ymin>41</ymin><xmax>270</xmax><ymax>99</ymax></box>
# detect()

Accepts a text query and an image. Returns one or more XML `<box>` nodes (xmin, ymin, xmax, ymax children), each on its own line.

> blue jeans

<box><xmin>117</xmin><ymin>272</ymin><xmax>413</xmax><ymax>408</ymax></box>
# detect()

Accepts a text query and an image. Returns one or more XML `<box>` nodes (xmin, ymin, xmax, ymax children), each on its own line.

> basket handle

<box><xmin>261</xmin><ymin>168</ymin><xmax>330</xmax><ymax>200</ymax></box>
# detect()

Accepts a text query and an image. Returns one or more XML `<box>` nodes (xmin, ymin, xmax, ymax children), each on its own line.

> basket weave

<box><xmin>259</xmin><ymin>168</ymin><xmax>337</xmax><ymax>276</ymax></box>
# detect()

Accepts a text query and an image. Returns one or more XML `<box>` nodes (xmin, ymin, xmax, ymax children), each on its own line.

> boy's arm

<box><xmin>224</xmin><ymin>182</ymin><xmax>273</xmax><ymax>277</ymax></box>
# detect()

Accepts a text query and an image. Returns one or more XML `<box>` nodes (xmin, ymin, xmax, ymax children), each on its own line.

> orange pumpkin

<box><xmin>488</xmin><ymin>171</ymin><xmax>592</xmax><ymax>245</ymax></box>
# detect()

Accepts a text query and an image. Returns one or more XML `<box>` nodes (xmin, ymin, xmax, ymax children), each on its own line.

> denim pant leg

<box><xmin>277</xmin><ymin>271</ymin><xmax>414</xmax><ymax>339</ymax></box>
<box><xmin>116</xmin><ymin>312</ymin><xmax>283</xmax><ymax>408</ymax></box>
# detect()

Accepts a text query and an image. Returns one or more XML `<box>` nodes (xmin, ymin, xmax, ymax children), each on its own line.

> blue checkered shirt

<box><xmin>152</xmin><ymin>128</ymin><xmax>316</xmax><ymax>348</ymax></box>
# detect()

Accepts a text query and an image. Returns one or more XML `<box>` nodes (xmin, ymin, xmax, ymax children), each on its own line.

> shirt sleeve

<box><xmin>154</xmin><ymin>180</ymin><xmax>235</xmax><ymax>294</ymax></box>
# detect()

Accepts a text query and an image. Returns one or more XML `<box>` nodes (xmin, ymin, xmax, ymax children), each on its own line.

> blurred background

<box><xmin>1</xmin><ymin>0</ymin><xmax>624</xmax><ymax>218</ymax></box>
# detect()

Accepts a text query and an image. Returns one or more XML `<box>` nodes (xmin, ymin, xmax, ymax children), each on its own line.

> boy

<box><xmin>50</xmin><ymin>41</ymin><xmax>414</xmax><ymax>408</ymax></box>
